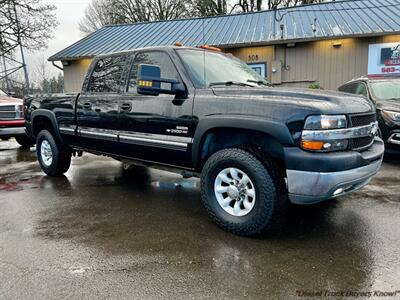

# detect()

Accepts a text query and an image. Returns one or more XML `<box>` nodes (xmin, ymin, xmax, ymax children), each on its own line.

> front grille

<box><xmin>350</xmin><ymin>136</ymin><xmax>374</xmax><ymax>150</ymax></box>
<box><xmin>0</xmin><ymin>105</ymin><xmax>15</xmax><ymax>112</ymax></box>
<box><xmin>0</xmin><ymin>105</ymin><xmax>22</xmax><ymax>120</ymax></box>
<box><xmin>349</xmin><ymin>113</ymin><xmax>376</xmax><ymax>127</ymax></box>
<box><xmin>0</xmin><ymin>111</ymin><xmax>16</xmax><ymax>119</ymax></box>
<box><xmin>348</xmin><ymin>113</ymin><xmax>376</xmax><ymax>151</ymax></box>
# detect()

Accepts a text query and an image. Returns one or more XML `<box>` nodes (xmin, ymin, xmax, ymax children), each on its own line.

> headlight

<box><xmin>304</xmin><ymin>115</ymin><xmax>347</xmax><ymax>130</ymax></box>
<box><xmin>302</xmin><ymin>115</ymin><xmax>348</xmax><ymax>152</ymax></box>
<box><xmin>382</xmin><ymin>110</ymin><xmax>400</xmax><ymax>122</ymax></box>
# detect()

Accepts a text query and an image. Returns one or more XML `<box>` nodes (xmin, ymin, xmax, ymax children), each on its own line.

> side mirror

<box><xmin>137</xmin><ymin>64</ymin><xmax>186</xmax><ymax>97</ymax></box>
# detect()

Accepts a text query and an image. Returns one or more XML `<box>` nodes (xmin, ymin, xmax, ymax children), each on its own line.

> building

<box><xmin>49</xmin><ymin>0</ymin><xmax>400</xmax><ymax>92</ymax></box>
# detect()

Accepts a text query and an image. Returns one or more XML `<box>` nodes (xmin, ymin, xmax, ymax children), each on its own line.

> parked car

<box><xmin>338</xmin><ymin>77</ymin><xmax>400</xmax><ymax>154</ymax></box>
<box><xmin>25</xmin><ymin>46</ymin><xmax>384</xmax><ymax>236</ymax></box>
<box><xmin>0</xmin><ymin>88</ymin><xmax>34</xmax><ymax>147</ymax></box>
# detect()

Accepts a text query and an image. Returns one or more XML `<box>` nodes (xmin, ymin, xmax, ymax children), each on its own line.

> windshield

<box><xmin>370</xmin><ymin>80</ymin><xmax>400</xmax><ymax>101</ymax></box>
<box><xmin>177</xmin><ymin>49</ymin><xmax>267</xmax><ymax>88</ymax></box>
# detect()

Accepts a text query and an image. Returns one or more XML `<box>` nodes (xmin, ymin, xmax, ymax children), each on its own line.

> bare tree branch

<box><xmin>0</xmin><ymin>0</ymin><xmax>58</xmax><ymax>54</ymax></box>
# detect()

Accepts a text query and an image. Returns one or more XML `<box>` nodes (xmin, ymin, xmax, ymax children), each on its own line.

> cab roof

<box><xmin>95</xmin><ymin>45</ymin><xmax>212</xmax><ymax>59</ymax></box>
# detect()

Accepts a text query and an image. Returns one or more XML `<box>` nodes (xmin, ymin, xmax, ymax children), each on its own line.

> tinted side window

<box><xmin>87</xmin><ymin>55</ymin><xmax>127</xmax><ymax>93</ymax></box>
<box><xmin>339</xmin><ymin>83</ymin><xmax>357</xmax><ymax>94</ymax></box>
<box><xmin>128</xmin><ymin>51</ymin><xmax>179</xmax><ymax>93</ymax></box>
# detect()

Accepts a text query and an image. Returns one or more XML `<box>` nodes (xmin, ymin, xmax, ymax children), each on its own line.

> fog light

<box><xmin>333</xmin><ymin>188</ymin><xmax>344</xmax><ymax>196</ymax></box>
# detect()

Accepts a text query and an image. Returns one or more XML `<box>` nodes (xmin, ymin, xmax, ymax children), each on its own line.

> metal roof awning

<box><xmin>49</xmin><ymin>0</ymin><xmax>400</xmax><ymax>62</ymax></box>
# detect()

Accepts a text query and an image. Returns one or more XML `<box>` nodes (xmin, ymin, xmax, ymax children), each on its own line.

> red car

<box><xmin>0</xmin><ymin>88</ymin><xmax>33</xmax><ymax>147</ymax></box>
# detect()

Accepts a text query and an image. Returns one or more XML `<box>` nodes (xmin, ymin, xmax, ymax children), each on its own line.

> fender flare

<box><xmin>31</xmin><ymin>109</ymin><xmax>63</xmax><ymax>145</ymax></box>
<box><xmin>192</xmin><ymin>115</ymin><xmax>294</xmax><ymax>168</ymax></box>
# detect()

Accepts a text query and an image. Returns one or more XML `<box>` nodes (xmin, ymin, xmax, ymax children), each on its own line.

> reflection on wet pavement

<box><xmin>1</xmin><ymin>140</ymin><xmax>400</xmax><ymax>299</ymax></box>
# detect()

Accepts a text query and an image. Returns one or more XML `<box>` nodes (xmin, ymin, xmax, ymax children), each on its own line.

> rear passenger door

<box><xmin>76</xmin><ymin>54</ymin><xmax>128</xmax><ymax>153</ymax></box>
<box><xmin>118</xmin><ymin>50</ymin><xmax>196</xmax><ymax>167</ymax></box>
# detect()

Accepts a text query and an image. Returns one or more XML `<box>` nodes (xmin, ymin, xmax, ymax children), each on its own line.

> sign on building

<box><xmin>368</xmin><ymin>42</ymin><xmax>400</xmax><ymax>76</ymax></box>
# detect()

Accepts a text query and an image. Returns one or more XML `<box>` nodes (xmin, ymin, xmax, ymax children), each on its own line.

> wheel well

<box><xmin>196</xmin><ymin>128</ymin><xmax>286</xmax><ymax>174</ymax></box>
<box><xmin>32</xmin><ymin>116</ymin><xmax>54</xmax><ymax>137</ymax></box>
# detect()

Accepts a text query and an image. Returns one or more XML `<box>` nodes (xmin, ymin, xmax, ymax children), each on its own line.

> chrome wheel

<box><xmin>40</xmin><ymin>140</ymin><xmax>53</xmax><ymax>167</ymax></box>
<box><xmin>214</xmin><ymin>167</ymin><xmax>256</xmax><ymax>217</ymax></box>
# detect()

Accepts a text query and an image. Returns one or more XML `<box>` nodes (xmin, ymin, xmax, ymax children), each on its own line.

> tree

<box><xmin>37</xmin><ymin>74</ymin><xmax>63</xmax><ymax>94</ymax></box>
<box><xmin>0</xmin><ymin>0</ymin><xmax>58</xmax><ymax>54</ymax></box>
<box><xmin>24</xmin><ymin>56</ymin><xmax>64</xmax><ymax>94</ymax></box>
<box><xmin>79</xmin><ymin>0</ymin><xmax>125</xmax><ymax>35</ymax></box>
<box><xmin>230</xmin><ymin>0</ymin><xmax>263</xmax><ymax>13</ymax></box>
<box><xmin>79</xmin><ymin>0</ymin><xmax>331</xmax><ymax>35</ymax></box>
<box><xmin>79</xmin><ymin>0</ymin><xmax>191</xmax><ymax>35</ymax></box>
<box><xmin>191</xmin><ymin>0</ymin><xmax>228</xmax><ymax>17</ymax></box>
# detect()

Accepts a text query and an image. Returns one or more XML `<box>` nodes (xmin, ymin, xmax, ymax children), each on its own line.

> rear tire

<box><xmin>36</xmin><ymin>129</ymin><xmax>71</xmax><ymax>176</ymax></box>
<box><xmin>200</xmin><ymin>148</ymin><xmax>287</xmax><ymax>236</ymax></box>
<box><xmin>15</xmin><ymin>135</ymin><xmax>34</xmax><ymax>148</ymax></box>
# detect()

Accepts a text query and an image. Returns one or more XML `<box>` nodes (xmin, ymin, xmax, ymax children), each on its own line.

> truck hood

<box><xmin>0</xmin><ymin>95</ymin><xmax>23</xmax><ymax>106</ymax></box>
<box><xmin>376</xmin><ymin>99</ymin><xmax>400</xmax><ymax>112</ymax></box>
<box><xmin>211</xmin><ymin>87</ymin><xmax>374</xmax><ymax>115</ymax></box>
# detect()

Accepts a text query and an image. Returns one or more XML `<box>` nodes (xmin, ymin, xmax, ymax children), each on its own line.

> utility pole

<box><xmin>0</xmin><ymin>0</ymin><xmax>31</xmax><ymax>96</ymax></box>
<box><xmin>13</xmin><ymin>0</ymin><xmax>30</xmax><ymax>94</ymax></box>
<box><xmin>0</xmin><ymin>29</ymin><xmax>11</xmax><ymax>93</ymax></box>
<box><xmin>1</xmin><ymin>55</ymin><xmax>11</xmax><ymax>92</ymax></box>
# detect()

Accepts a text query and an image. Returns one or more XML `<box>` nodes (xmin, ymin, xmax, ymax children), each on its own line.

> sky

<box><xmin>26</xmin><ymin>0</ymin><xmax>92</xmax><ymax>78</ymax></box>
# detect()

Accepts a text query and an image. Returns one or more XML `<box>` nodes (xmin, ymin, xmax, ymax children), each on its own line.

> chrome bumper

<box><xmin>388</xmin><ymin>133</ymin><xmax>400</xmax><ymax>145</ymax></box>
<box><xmin>287</xmin><ymin>158</ymin><xmax>383</xmax><ymax>205</ymax></box>
<box><xmin>0</xmin><ymin>127</ymin><xmax>26</xmax><ymax>138</ymax></box>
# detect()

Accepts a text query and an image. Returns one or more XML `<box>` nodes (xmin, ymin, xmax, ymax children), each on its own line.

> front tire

<box><xmin>36</xmin><ymin>129</ymin><xmax>71</xmax><ymax>176</ymax></box>
<box><xmin>201</xmin><ymin>148</ymin><xmax>286</xmax><ymax>236</ymax></box>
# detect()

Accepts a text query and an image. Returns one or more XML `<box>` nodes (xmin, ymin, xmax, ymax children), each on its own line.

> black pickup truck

<box><xmin>25</xmin><ymin>46</ymin><xmax>384</xmax><ymax>236</ymax></box>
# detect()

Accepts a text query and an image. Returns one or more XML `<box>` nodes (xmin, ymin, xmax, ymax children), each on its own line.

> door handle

<box><xmin>120</xmin><ymin>103</ymin><xmax>132</xmax><ymax>112</ymax></box>
<box><xmin>83</xmin><ymin>102</ymin><xmax>92</xmax><ymax>110</ymax></box>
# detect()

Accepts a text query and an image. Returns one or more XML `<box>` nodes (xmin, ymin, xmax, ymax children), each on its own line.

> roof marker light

<box><xmin>197</xmin><ymin>45</ymin><xmax>222</xmax><ymax>52</ymax></box>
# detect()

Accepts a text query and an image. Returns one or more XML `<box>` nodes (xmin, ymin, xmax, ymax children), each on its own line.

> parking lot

<box><xmin>1</xmin><ymin>139</ymin><xmax>400</xmax><ymax>299</ymax></box>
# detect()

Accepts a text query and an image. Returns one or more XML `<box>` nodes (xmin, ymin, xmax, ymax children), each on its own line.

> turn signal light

<box><xmin>301</xmin><ymin>141</ymin><xmax>324</xmax><ymax>151</ymax></box>
<box><xmin>138</xmin><ymin>80</ymin><xmax>153</xmax><ymax>87</ymax></box>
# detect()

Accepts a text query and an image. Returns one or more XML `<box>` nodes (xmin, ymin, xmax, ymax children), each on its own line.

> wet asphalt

<box><xmin>0</xmin><ymin>140</ymin><xmax>400</xmax><ymax>300</ymax></box>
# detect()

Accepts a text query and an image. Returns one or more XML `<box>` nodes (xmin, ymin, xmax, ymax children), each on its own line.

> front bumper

<box><xmin>286</xmin><ymin>137</ymin><xmax>384</xmax><ymax>204</ymax></box>
<box><xmin>0</xmin><ymin>126</ymin><xmax>26</xmax><ymax>138</ymax></box>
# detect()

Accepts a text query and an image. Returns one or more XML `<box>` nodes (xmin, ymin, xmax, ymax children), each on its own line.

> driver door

<box><xmin>118</xmin><ymin>50</ymin><xmax>196</xmax><ymax>167</ymax></box>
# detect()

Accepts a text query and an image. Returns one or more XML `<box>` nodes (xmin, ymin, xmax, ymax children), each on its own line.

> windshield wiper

<box><xmin>209</xmin><ymin>81</ymin><xmax>254</xmax><ymax>87</ymax></box>
<box><xmin>247</xmin><ymin>79</ymin><xmax>268</xmax><ymax>86</ymax></box>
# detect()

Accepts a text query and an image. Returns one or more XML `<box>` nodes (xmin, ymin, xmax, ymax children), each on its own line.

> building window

<box><xmin>248</xmin><ymin>63</ymin><xmax>267</xmax><ymax>79</ymax></box>
<box><xmin>87</xmin><ymin>55</ymin><xmax>127</xmax><ymax>93</ymax></box>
